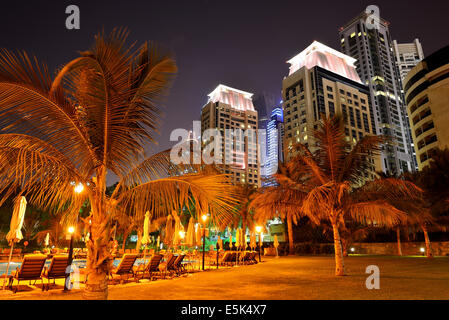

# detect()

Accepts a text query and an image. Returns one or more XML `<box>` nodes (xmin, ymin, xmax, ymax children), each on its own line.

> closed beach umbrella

<box><xmin>156</xmin><ymin>235</ymin><xmax>160</xmax><ymax>250</ymax></box>
<box><xmin>185</xmin><ymin>217</ymin><xmax>195</xmax><ymax>247</ymax></box>
<box><xmin>141</xmin><ymin>211</ymin><xmax>151</xmax><ymax>263</ymax></box>
<box><xmin>274</xmin><ymin>235</ymin><xmax>279</xmax><ymax>257</ymax></box>
<box><xmin>229</xmin><ymin>234</ymin><xmax>233</xmax><ymax>249</ymax></box>
<box><xmin>274</xmin><ymin>235</ymin><xmax>279</xmax><ymax>248</ymax></box>
<box><xmin>173</xmin><ymin>218</ymin><xmax>184</xmax><ymax>246</ymax></box>
<box><xmin>217</xmin><ymin>236</ymin><xmax>223</xmax><ymax>250</ymax></box>
<box><xmin>250</xmin><ymin>233</ymin><xmax>256</xmax><ymax>250</ymax></box>
<box><xmin>244</xmin><ymin>234</ymin><xmax>248</xmax><ymax>250</ymax></box>
<box><xmin>44</xmin><ymin>233</ymin><xmax>50</xmax><ymax>247</ymax></box>
<box><xmin>3</xmin><ymin>196</ymin><xmax>27</xmax><ymax>289</ymax></box>
<box><xmin>141</xmin><ymin>211</ymin><xmax>151</xmax><ymax>246</ymax></box>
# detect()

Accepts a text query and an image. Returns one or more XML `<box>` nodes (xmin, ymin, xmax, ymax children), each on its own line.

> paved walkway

<box><xmin>2</xmin><ymin>255</ymin><xmax>449</xmax><ymax>300</ymax></box>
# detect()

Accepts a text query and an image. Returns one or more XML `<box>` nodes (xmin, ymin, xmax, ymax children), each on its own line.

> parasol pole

<box><xmin>2</xmin><ymin>242</ymin><xmax>14</xmax><ymax>290</ymax></box>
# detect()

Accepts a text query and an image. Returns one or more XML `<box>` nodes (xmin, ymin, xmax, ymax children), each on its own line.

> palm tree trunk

<box><xmin>136</xmin><ymin>229</ymin><xmax>142</xmax><ymax>251</ymax></box>
<box><xmin>83</xmin><ymin>213</ymin><xmax>112</xmax><ymax>300</ymax></box>
<box><xmin>241</xmin><ymin>214</ymin><xmax>247</xmax><ymax>246</ymax></box>
<box><xmin>121</xmin><ymin>230</ymin><xmax>129</xmax><ymax>251</ymax></box>
<box><xmin>83</xmin><ymin>169</ymin><xmax>112</xmax><ymax>300</ymax></box>
<box><xmin>331</xmin><ymin>219</ymin><xmax>345</xmax><ymax>276</ymax></box>
<box><xmin>286</xmin><ymin>214</ymin><xmax>294</xmax><ymax>255</ymax></box>
<box><xmin>396</xmin><ymin>227</ymin><xmax>402</xmax><ymax>256</ymax></box>
<box><xmin>422</xmin><ymin>225</ymin><xmax>433</xmax><ymax>258</ymax></box>
<box><xmin>341</xmin><ymin>238</ymin><xmax>348</xmax><ymax>257</ymax></box>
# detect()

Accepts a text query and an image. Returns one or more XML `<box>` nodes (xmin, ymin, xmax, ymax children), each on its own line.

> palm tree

<box><xmin>235</xmin><ymin>183</ymin><xmax>257</xmax><ymax>236</ymax></box>
<box><xmin>0</xmin><ymin>29</ymin><xmax>238</xmax><ymax>299</ymax></box>
<box><xmin>285</xmin><ymin>115</ymin><xmax>421</xmax><ymax>275</ymax></box>
<box><xmin>250</xmin><ymin>163</ymin><xmax>306</xmax><ymax>255</ymax></box>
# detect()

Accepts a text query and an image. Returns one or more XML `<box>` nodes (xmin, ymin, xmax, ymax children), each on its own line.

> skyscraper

<box><xmin>201</xmin><ymin>84</ymin><xmax>261</xmax><ymax>187</ymax></box>
<box><xmin>282</xmin><ymin>41</ymin><xmax>380</xmax><ymax>179</ymax></box>
<box><xmin>253</xmin><ymin>92</ymin><xmax>277</xmax><ymax>180</ymax></box>
<box><xmin>403</xmin><ymin>45</ymin><xmax>449</xmax><ymax>170</ymax></box>
<box><xmin>393</xmin><ymin>39</ymin><xmax>425</xmax><ymax>82</ymax></box>
<box><xmin>264</xmin><ymin>106</ymin><xmax>284</xmax><ymax>185</ymax></box>
<box><xmin>339</xmin><ymin>11</ymin><xmax>415</xmax><ymax>174</ymax></box>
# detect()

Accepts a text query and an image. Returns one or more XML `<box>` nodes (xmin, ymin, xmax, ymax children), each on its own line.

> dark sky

<box><xmin>1</xmin><ymin>0</ymin><xmax>448</xmax><ymax>157</ymax></box>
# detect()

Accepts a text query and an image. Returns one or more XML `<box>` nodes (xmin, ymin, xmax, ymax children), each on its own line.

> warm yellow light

<box><xmin>201</xmin><ymin>214</ymin><xmax>208</xmax><ymax>222</ymax></box>
<box><xmin>68</xmin><ymin>226</ymin><xmax>75</xmax><ymax>234</ymax></box>
<box><xmin>420</xmin><ymin>247</ymin><xmax>425</xmax><ymax>253</ymax></box>
<box><xmin>179</xmin><ymin>231</ymin><xmax>185</xmax><ymax>239</ymax></box>
<box><xmin>74</xmin><ymin>183</ymin><xmax>84</xmax><ymax>194</ymax></box>
<box><xmin>350</xmin><ymin>247</ymin><xmax>355</xmax><ymax>252</ymax></box>
<box><xmin>255</xmin><ymin>226</ymin><xmax>262</xmax><ymax>233</ymax></box>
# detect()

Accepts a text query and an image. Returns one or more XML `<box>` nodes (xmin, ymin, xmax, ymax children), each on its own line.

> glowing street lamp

<box><xmin>255</xmin><ymin>225</ymin><xmax>262</xmax><ymax>262</ymax></box>
<box><xmin>201</xmin><ymin>214</ymin><xmax>208</xmax><ymax>271</ymax></box>
<box><xmin>74</xmin><ymin>183</ymin><xmax>84</xmax><ymax>194</ymax></box>
<box><xmin>64</xmin><ymin>226</ymin><xmax>75</xmax><ymax>291</ymax></box>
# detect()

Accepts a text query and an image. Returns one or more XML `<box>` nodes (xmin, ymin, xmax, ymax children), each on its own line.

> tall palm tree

<box><xmin>235</xmin><ymin>183</ymin><xmax>257</xmax><ymax>236</ymax></box>
<box><xmin>250</xmin><ymin>163</ymin><xmax>306</xmax><ymax>255</ymax></box>
<box><xmin>0</xmin><ymin>29</ymin><xmax>238</xmax><ymax>299</ymax></box>
<box><xmin>285</xmin><ymin>115</ymin><xmax>421</xmax><ymax>275</ymax></box>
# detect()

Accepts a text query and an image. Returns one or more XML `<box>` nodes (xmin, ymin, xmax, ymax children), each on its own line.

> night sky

<box><xmin>1</xmin><ymin>0</ymin><xmax>448</xmax><ymax>156</ymax></box>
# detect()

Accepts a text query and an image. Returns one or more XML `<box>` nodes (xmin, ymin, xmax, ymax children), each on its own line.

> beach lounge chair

<box><xmin>8</xmin><ymin>254</ymin><xmax>47</xmax><ymax>293</ymax></box>
<box><xmin>41</xmin><ymin>255</ymin><xmax>70</xmax><ymax>291</ymax></box>
<box><xmin>158</xmin><ymin>254</ymin><xmax>177</xmax><ymax>279</ymax></box>
<box><xmin>109</xmin><ymin>253</ymin><xmax>138</xmax><ymax>284</ymax></box>
<box><xmin>249</xmin><ymin>251</ymin><xmax>258</xmax><ymax>264</ymax></box>
<box><xmin>170</xmin><ymin>254</ymin><xmax>186</xmax><ymax>276</ymax></box>
<box><xmin>210</xmin><ymin>251</ymin><xmax>232</xmax><ymax>267</ymax></box>
<box><xmin>134</xmin><ymin>254</ymin><xmax>163</xmax><ymax>281</ymax></box>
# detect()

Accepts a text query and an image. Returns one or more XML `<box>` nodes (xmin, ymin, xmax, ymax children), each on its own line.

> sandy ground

<box><xmin>1</xmin><ymin>255</ymin><xmax>449</xmax><ymax>300</ymax></box>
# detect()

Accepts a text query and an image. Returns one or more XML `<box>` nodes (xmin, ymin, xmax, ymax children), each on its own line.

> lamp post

<box><xmin>201</xmin><ymin>214</ymin><xmax>208</xmax><ymax>271</ymax></box>
<box><xmin>255</xmin><ymin>226</ymin><xmax>262</xmax><ymax>263</ymax></box>
<box><xmin>64</xmin><ymin>182</ymin><xmax>83</xmax><ymax>292</ymax></box>
<box><xmin>64</xmin><ymin>226</ymin><xmax>75</xmax><ymax>291</ymax></box>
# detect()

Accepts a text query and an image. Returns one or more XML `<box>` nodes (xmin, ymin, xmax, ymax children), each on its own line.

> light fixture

<box><xmin>74</xmin><ymin>183</ymin><xmax>84</xmax><ymax>194</ymax></box>
<box><xmin>179</xmin><ymin>231</ymin><xmax>185</xmax><ymax>239</ymax></box>
<box><xmin>420</xmin><ymin>247</ymin><xmax>425</xmax><ymax>253</ymax></box>
<box><xmin>68</xmin><ymin>226</ymin><xmax>75</xmax><ymax>234</ymax></box>
<box><xmin>255</xmin><ymin>225</ymin><xmax>262</xmax><ymax>233</ymax></box>
<box><xmin>201</xmin><ymin>214</ymin><xmax>208</xmax><ymax>222</ymax></box>
<box><xmin>350</xmin><ymin>247</ymin><xmax>355</xmax><ymax>252</ymax></box>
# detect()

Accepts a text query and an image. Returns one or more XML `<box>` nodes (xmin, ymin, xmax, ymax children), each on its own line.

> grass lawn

<box><xmin>2</xmin><ymin>255</ymin><xmax>449</xmax><ymax>300</ymax></box>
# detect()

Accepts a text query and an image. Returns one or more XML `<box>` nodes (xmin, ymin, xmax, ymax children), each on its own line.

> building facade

<box><xmin>403</xmin><ymin>45</ymin><xmax>449</xmax><ymax>170</ymax></box>
<box><xmin>253</xmin><ymin>92</ymin><xmax>277</xmax><ymax>181</ymax></box>
<box><xmin>264</xmin><ymin>106</ymin><xmax>284</xmax><ymax>185</ymax></box>
<box><xmin>339</xmin><ymin>11</ymin><xmax>415</xmax><ymax>174</ymax></box>
<box><xmin>393</xmin><ymin>39</ymin><xmax>425</xmax><ymax>82</ymax></box>
<box><xmin>201</xmin><ymin>84</ymin><xmax>261</xmax><ymax>187</ymax></box>
<box><xmin>282</xmin><ymin>41</ymin><xmax>380</xmax><ymax>179</ymax></box>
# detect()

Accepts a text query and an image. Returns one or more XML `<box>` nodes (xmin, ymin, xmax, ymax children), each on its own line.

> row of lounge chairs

<box><xmin>210</xmin><ymin>251</ymin><xmax>259</xmax><ymax>266</ymax></box>
<box><xmin>108</xmin><ymin>253</ymin><xmax>188</xmax><ymax>284</ymax></box>
<box><xmin>5</xmin><ymin>254</ymin><xmax>70</xmax><ymax>293</ymax></box>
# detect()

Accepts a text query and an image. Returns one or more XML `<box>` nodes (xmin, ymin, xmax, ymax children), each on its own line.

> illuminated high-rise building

<box><xmin>339</xmin><ymin>11</ymin><xmax>415</xmax><ymax>174</ymax></box>
<box><xmin>264</xmin><ymin>106</ymin><xmax>284</xmax><ymax>185</ymax></box>
<box><xmin>200</xmin><ymin>84</ymin><xmax>261</xmax><ymax>187</ymax></box>
<box><xmin>393</xmin><ymin>39</ymin><xmax>425</xmax><ymax>82</ymax></box>
<box><xmin>403</xmin><ymin>45</ymin><xmax>449</xmax><ymax>170</ymax></box>
<box><xmin>253</xmin><ymin>92</ymin><xmax>276</xmax><ymax>180</ymax></box>
<box><xmin>282</xmin><ymin>41</ymin><xmax>380</xmax><ymax>179</ymax></box>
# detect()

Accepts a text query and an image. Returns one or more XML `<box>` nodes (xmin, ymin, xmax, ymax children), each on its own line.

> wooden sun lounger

<box><xmin>169</xmin><ymin>254</ymin><xmax>186</xmax><ymax>276</ymax></box>
<box><xmin>109</xmin><ymin>253</ymin><xmax>138</xmax><ymax>284</ymax></box>
<box><xmin>158</xmin><ymin>254</ymin><xmax>177</xmax><ymax>279</ymax></box>
<box><xmin>41</xmin><ymin>255</ymin><xmax>70</xmax><ymax>291</ymax></box>
<box><xmin>7</xmin><ymin>254</ymin><xmax>47</xmax><ymax>293</ymax></box>
<box><xmin>134</xmin><ymin>254</ymin><xmax>163</xmax><ymax>281</ymax></box>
